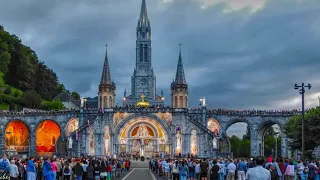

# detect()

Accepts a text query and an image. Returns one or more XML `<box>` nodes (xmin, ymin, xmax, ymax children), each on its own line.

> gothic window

<box><xmin>179</xmin><ymin>96</ymin><xmax>183</xmax><ymax>108</ymax></box>
<box><xmin>109</xmin><ymin>96</ymin><xmax>113</xmax><ymax>107</ymax></box>
<box><xmin>103</xmin><ymin>96</ymin><xmax>108</xmax><ymax>108</ymax></box>
<box><xmin>144</xmin><ymin>46</ymin><xmax>148</xmax><ymax>62</ymax></box>
<box><xmin>176</xmin><ymin>127</ymin><xmax>182</xmax><ymax>154</ymax></box>
<box><xmin>174</xmin><ymin>96</ymin><xmax>178</xmax><ymax>108</ymax></box>
<box><xmin>139</xmin><ymin>44</ymin><xmax>143</xmax><ymax>62</ymax></box>
<box><xmin>190</xmin><ymin>129</ymin><xmax>197</xmax><ymax>155</ymax></box>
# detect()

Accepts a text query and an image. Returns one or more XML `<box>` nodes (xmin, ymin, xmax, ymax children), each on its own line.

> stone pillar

<box><xmin>281</xmin><ymin>134</ymin><xmax>288</xmax><ymax>157</ymax></box>
<box><xmin>250</xmin><ymin>124</ymin><xmax>259</xmax><ymax>157</ymax></box>
<box><xmin>30</xmin><ymin>124</ymin><xmax>36</xmax><ymax>157</ymax></box>
<box><xmin>256</xmin><ymin>136</ymin><xmax>263</xmax><ymax>156</ymax></box>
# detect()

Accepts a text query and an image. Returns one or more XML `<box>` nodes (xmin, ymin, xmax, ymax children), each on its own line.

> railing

<box><xmin>187</xmin><ymin>116</ymin><xmax>216</xmax><ymax>138</ymax></box>
<box><xmin>0</xmin><ymin>109</ymin><xmax>80</xmax><ymax>116</ymax></box>
<box><xmin>67</xmin><ymin>112</ymin><xmax>102</xmax><ymax>138</ymax></box>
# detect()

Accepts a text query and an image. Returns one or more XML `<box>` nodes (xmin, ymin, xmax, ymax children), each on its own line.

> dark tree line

<box><xmin>0</xmin><ymin>25</ymin><xmax>78</xmax><ymax>110</ymax></box>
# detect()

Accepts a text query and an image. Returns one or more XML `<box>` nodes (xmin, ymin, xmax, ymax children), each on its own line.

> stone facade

<box><xmin>0</xmin><ymin>109</ymin><xmax>299</xmax><ymax>158</ymax></box>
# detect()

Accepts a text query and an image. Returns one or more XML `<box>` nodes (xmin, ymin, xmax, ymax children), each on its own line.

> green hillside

<box><xmin>0</xmin><ymin>25</ymin><xmax>78</xmax><ymax>110</ymax></box>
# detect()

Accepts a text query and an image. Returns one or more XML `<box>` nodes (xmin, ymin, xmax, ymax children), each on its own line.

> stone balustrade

<box><xmin>0</xmin><ymin>107</ymin><xmax>306</xmax><ymax>117</ymax></box>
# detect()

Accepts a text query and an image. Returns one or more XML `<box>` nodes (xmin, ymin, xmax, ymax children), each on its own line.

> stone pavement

<box><xmin>117</xmin><ymin>160</ymin><xmax>166</xmax><ymax>180</ymax></box>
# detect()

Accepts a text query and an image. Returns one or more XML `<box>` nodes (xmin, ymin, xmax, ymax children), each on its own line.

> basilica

<box><xmin>0</xmin><ymin>0</ymin><xmax>292</xmax><ymax>159</ymax></box>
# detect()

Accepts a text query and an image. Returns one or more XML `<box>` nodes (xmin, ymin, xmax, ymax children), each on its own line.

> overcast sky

<box><xmin>1</xmin><ymin>0</ymin><xmax>320</xmax><ymax>137</ymax></box>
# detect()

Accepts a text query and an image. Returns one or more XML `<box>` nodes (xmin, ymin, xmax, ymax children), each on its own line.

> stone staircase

<box><xmin>68</xmin><ymin>112</ymin><xmax>101</xmax><ymax>138</ymax></box>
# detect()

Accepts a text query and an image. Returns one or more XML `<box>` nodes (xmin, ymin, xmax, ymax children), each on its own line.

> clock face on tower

<box><xmin>140</xmin><ymin>78</ymin><xmax>148</xmax><ymax>87</ymax></box>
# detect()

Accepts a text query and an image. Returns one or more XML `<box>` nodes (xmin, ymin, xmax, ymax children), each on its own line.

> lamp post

<box><xmin>274</xmin><ymin>133</ymin><xmax>280</xmax><ymax>159</ymax></box>
<box><xmin>294</xmin><ymin>83</ymin><xmax>312</xmax><ymax>159</ymax></box>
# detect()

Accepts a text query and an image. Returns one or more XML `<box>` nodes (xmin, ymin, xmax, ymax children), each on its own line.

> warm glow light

<box><xmin>36</xmin><ymin>120</ymin><xmax>60</xmax><ymax>152</ymax></box>
<box><xmin>123</xmin><ymin>97</ymin><xmax>126</xmax><ymax>101</ymax></box>
<box><xmin>5</xmin><ymin>121</ymin><xmax>29</xmax><ymax>152</ymax></box>
<box><xmin>161</xmin><ymin>97</ymin><xmax>164</xmax><ymax>101</ymax></box>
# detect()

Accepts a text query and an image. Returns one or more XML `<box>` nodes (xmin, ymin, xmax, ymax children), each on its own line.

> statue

<box><xmin>68</xmin><ymin>137</ymin><xmax>73</xmax><ymax>149</ymax></box>
<box><xmin>200</xmin><ymin>97</ymin><xmax>206</xmax><ymax>107</ymax></box>
<box><xmin>213</xmin><ymin>137</ymin><xmax>217</xmax><ymax>149</ymax></box>
<box><xmin>81</xmin><ymin>97</ymin><xmax>84</xmax><ymax>107</ymax></box>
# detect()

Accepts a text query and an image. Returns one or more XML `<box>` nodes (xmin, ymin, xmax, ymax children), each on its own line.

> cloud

<box><xmin>1</xmin><ymin>0</ymin><xmax>320</xmax><ymax>135</ymax></box>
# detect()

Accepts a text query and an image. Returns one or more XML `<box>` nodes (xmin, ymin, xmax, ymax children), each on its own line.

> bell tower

<box><xmin>98</xmin><ymin>44</ymin><xmax>116</xmax><ymax>108</ymax></box>
<box><xmin>171</xmin><ymin>44</ymin><xmax>188</xmax><ymax>108</ymax></box>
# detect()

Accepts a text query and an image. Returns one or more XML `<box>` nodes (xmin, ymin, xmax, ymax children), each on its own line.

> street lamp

<box><xmin>294</xmin><ymin>83</ymin><xmax>311</xmax><ymax>159</ymax></box>
<box><xmin>274</xmin><ymin>133</ymin><xmax>280</xmax><ymax>159</ymax></box>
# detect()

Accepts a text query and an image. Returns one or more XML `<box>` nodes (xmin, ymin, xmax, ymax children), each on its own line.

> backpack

<box><xmin>64</xmin><ymin>167</ymin><xmax>70</xmax><ymax>174</ymax></box>
<box><xmin>303</xmin><ymin>167</ymin><xmax>309</xmax><ymax>174</ymax></box>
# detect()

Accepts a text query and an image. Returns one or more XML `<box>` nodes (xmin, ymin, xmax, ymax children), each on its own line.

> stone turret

<box><xmin>98</xmin><ymin>45</ymin><xmax>116</xmax><ymax>108</ymax></box>
<box><xmin>171</xmin><ymin>44</ymin><xmax>188</xmax><ymax>108</ymax></box>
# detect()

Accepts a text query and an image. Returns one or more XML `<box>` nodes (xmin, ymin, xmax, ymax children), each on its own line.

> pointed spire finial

<box><xmin>174</xmin><ymin>44</ymin><xmax>187</xmax><ymax>85</ymax></box>
<box><xmin>100</xmin><ymin>44</ymin><xmax>112</xmax><ymax>85</ymax></box>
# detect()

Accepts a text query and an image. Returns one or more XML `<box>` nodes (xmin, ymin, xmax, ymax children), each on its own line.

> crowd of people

<box><xmin>0</xmin><ymin>154</ymin><xmax>131</xmax><ymax>180</ymax></box>
<box><xmin>2</xmin><ymin>153</ymin><xmax>320</xmax><ymax>180</ymax></box>
<box><xmin>149</xmin><ymin>155</ymin><xmax>320</xmax><ymax>180</ymax></box>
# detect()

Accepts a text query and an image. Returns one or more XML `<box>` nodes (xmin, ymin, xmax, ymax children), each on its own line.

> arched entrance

<box><xmin>225</xmin><ymin>118</ymin><xmax>251</xmax><ymax>157</ymax></box>
<box><xmin>258</xmin><ymin>120</ymin><xmax>282</xmax><ymax>157</ymax></box>
<box><xmin>5</xmin><ymin>120</ymin><xmax>30</xmax><ymax>157</ymax></box>
<box><xmin>117</xmin><ymin>116</ymin><xmax>169</xmax><ymax>158</ymax></box>
<box><xmin>36</xmin><ymin>120</ymin><xmax>61</xmax><ymax>157</ymax></box>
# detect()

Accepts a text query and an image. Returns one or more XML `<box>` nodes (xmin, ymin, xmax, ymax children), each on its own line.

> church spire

<box><xmin>100</xmin><ymin>44</ymin><xmax>112</xmax><ymax>85</ymax></box>
<box><xmin>137</xmin><ymin>0</ymin><xmax>151</xmax><ymax>40</ymax></box>
<box><xmin>140</xmin><ymin>0</ymin><xmax>148</xmax><ymax>22</ymax></box>
<box><xmin>174</xmin><ymin>44</ymin><xmax>187</xmax><ymax>85</ymax></box>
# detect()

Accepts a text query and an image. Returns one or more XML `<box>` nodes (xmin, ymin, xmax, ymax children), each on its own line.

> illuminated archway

<box><xmin>117</xmin><ymin>116</ymin><xmax>169</xmax><ymax>157</ymax></box>
<box><xmin>190</xmin><ymin>129</ymin><xmax>197</xmax><ymax>155</ymax></box>
<box><xmin>36</xmin><ymin>120</ymin><xmax>60</xmax><ymax>156</ymax></box>
<box><xmin>5</xmin><ymin>120</ymin><xmax>29</xmax><ymax>155</ymax></box>
<box><xmin>65</xmin><ymin>118</ymin><xmax>79</xmax><ymax>137</ymax></box>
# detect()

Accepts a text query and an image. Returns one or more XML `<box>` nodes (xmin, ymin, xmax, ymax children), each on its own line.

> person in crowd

<box><xmin>0</xmin><ymin>154</ymin><xmax>9</xmax><ymax>177</ymax></box>
<box><xmin>27</xmin><ymin>157</ymin><xmax>36</xmax><ymax>180</ymax></box>
<box><xmin>227</xmin><ymin>159</ymin><xmax>236</xmax><ymax>180</ymax></box>
<box><xmin>9</xmin><ymin>160</ymin><xmax>19</xmax><ymax>180</ymax></box>
<box><xmin>50</xmin><ymin>158</ymin><xmax>58</xmax><ymax>180</ymax></box>
<box><xmin>86</xmin><ymin>162</ymin><xmax>94</xmax><ymax>180</ymax></box>
<box><xmin>62</xmin><ymin>161</ymin><xmax>72</xmax><ymax>180</ymax></box>
<box><xmin>210</xmin><ymin>160</ymin><xmax>219</xmax><ymax>180</ymax></box>
<box><xmin>246</xmin><ymin>156</ymin><xmax>271</xmax><ymax>180</ymax></box>
<box><xmin>237</xmin><ymin>159</ymin><xmax>247</xmax><ymax>180</ymax></box>
<box><xmin>200</xmin><ymin>159</ymin><xmax>209</xmax><ymax>180</ymax></box>
<box><xmin>172</xmin><ymin>160</ymin><xmax>180</xmax><ymax>180</ymax></box>
<box><xmin>285</xmin><ymin>160</ymin><xmax>295</xmax><ymax>180</ymax></box>
<box><xmin>43</xmin><ymin>158</ymin><xmax>53</xmax><ymax>180</ymax></box>
<box><xmin>73</xmin><ymin>161</ymin><xmax>83</xmax><ymax>180</ymax></box>
<box><xmin>179</xmin><ymin>160</ymin><xmax>189</xmax><ymax>180</ymax></box>
<box><xmin>299</xmin><ymin>162</ymin><xmax>308</xmax><ymax>180</ymax></box>
<box><xmin>55</xmin><ymin>158</ymin><xmax>62</xmax><ymax>180</ymax></box>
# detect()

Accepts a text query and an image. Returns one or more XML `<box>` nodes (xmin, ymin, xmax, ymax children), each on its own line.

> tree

<box><xmin>284</xmin><ymin>108</ymin><xmax>320</xmax><ymax>156</ymax></box>
<box><xmin>71</xmin><ymin>91</ymin><xmax>80</xmax><ymax>100</ymax></box>
<box><xmin>42</xmin><ymin>100</ymin><xmax>65</xmax><ymax>110</ymax></box>
<box><xmin>0</xmin><ymin>72</ymin><xmax>5</xmax><ymax>89</ymax></box>
<box><xmin>20</xmin><ymin>90</ymin><xmax>42</xmax><ymax>109</ymax></box>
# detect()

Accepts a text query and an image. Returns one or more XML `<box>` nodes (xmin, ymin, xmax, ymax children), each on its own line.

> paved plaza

<box><xmin>117</xmin><ymin>160</ymin><xmax>164</xmax><ymax>180</ymax></box>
